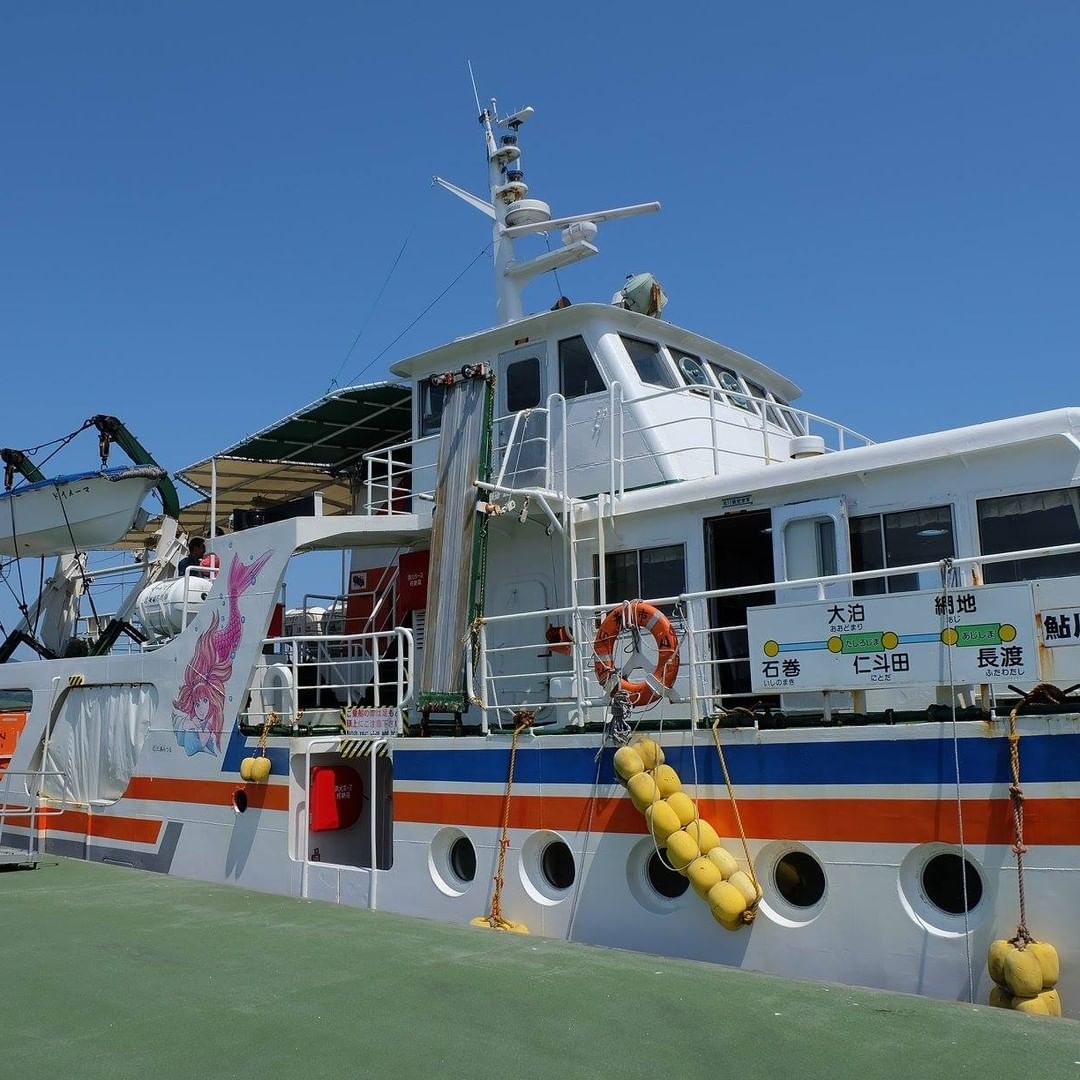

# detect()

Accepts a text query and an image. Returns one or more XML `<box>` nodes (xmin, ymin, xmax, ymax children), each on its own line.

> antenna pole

<box><xmin>467</xmin><ymin>60</ymin><xmax>482</xmax><ymax>118</ymax></box>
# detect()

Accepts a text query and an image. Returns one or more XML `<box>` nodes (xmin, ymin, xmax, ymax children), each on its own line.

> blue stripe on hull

<box><xmin>394</xmin><ymin>733</ymin><xmax>1080</xmax><ymax>787</ymax></box>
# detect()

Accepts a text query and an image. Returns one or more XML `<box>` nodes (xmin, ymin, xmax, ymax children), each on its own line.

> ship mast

<box><xmin>434</xmin><ymin>92</ymin><xmax>661</xmax><ymax>325</ymax></box>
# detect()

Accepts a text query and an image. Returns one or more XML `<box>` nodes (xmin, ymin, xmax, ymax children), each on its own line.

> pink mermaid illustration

<box><xmin>172</xmin><ymin>550</ymin><xmax>272</xmax><ymax>756</ymax></box>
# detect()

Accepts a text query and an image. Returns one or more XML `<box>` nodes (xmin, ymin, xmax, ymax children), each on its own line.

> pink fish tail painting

<box><xmin>172</xmin><ymin>550</ymin><xmax>273</xmax><ymax>757</ymax></box>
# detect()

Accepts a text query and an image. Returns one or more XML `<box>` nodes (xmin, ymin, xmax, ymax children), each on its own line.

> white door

<box><xmin>771</xmin><ymin>497</ymin><xmax>852</xmax><ymax>603</ymax></box>
<box><xmin>770</xmin><ymin>497</ymin><xmax>853</xmax><ymax>714</ymax></box>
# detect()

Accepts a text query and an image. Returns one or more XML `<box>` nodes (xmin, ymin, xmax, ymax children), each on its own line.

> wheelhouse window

<box><xmin>669</xmin><ymin>348</ymin><xmax>712</xmax><ymax>389</ymax></box>
<box><xmin>621</xmin><ymin>336</ymin><xmax>680</xmax><ymax>390</ymax></box>
<box><xmin>759</xmin><ymin>390</ymin><xmax>790</xmax><ymax>431</ymax></box>
<box><xmin>775</xmin><ymin>397</ymin><xmax>805</xmax><ymax>434</ymax></box>
<box><xmin>850</xmin><ymin>506</ymin><xmax>955</xmax><ymax>595</ymax></box>
<box><xmin>506</xmin><ymin>356</ymin><xmax>542</xmax><ymax>412</ymax></box>
<box><xmin>559</xmin><ymin>336</ymin><xmax>606</xmax><ymax>399</ymax></box>
<box><xmin>419</xmin><ymin>378</ymin><xmax>446</xmax><ymax>437</ymax></box>
<box><xmin>978</xmin><ymin>487</ymin><xmax>1080</xmax><ymax>583</ymax></box>
<box><xmin>594</xmin><ymin>544</ymin><xmax>686</xmax><ymax>612</ymax></box>
<box><xmin>707</xmin><ymin>363</ymin><xmax>753</xmax><ymax>411</ymax></box>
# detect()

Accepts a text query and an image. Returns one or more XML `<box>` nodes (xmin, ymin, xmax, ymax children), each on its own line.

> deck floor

<box><xmin>3</xmin><ymin>858</ymin><xmax>1078</xmax><ymax>1079</ymax></box>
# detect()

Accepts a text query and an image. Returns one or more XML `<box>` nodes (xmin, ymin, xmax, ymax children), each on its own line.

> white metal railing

<box><xmin>295</xmin><ymin>593</ymin><xmax>346</xmax><ymax>637</ymax></box>
<box><xmin>363</xmin><ymin>434</ymin><xmax>438</xmax><ymax>515</ymax></box>
<box><xmin>243</xmin><ymin>628</ymin><xmax>413</xmax><ymax>729</ymax></box>
<box><xmin>0</xmin><ymin>767</ymin><xmax>72</xmax><ymax>864</ymax></box>
<box><xmin>176</xmin><ymin>562</ymin><xmax>221</xmax><ymax>633</ymax></box>
<box><xmin>363</xmin><ymin>384</ymin><xmax>871</xmax><ymax>515</ymax></box>
<box><xmin>473</xmin><ymin>540</ymin><xmax>1080</xmax><ymax>724</ymax></box>
<box><xmin>608</xmin><ymin>381</ymin><xmax>873</xmax><ymax>498</ymax></box>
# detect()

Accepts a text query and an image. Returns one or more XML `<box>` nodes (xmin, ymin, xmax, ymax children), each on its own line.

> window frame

<box><xmin>505</xmin><ymin>355</ymin><xmax>543</xmax><ymax>414</ymax></box>
<box><xmin>418</xmin><ymin>377</ymin><xmax>446</xmax><ymax>438</ymax></box>
<box><xmin>620</xmin><ymin>335</ymin><xmax>682</xmax><ymax>391</ymax></box>
<box><xmin>593</xmin><ymin>543</ymin><xmax>687</xmax><ymax>613</ymax></box>
<box><xmin>706</xmin><ymin>362</ymin><xmax>755</xmax><ymax>412</ymax></box>
<box><xmin>849</xmin><ymin>505</ymin><xmax>956</xmax><ymax>595</ymax></box>
<box><xmin>976</xmin><ymin>486</ymin><xmax>1080</xmax><ymax>584</ymax></box>
<box><xmin>558</xmin><ymin>335</ymin><xmax>607</xmax><ymax>400</ymax></box>
<box><xmin>666</xmin><ymin>347</ymin><xmax>715</xmax><ymax>394</ymax></box>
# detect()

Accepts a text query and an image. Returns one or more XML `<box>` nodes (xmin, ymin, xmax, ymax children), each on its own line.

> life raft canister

<box><xmin>593</xmin><ymin>601</ymin><xmax>680</xmax><ymax>707</ymax></box>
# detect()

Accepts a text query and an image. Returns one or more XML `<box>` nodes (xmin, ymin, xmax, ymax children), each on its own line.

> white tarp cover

<box><xmin>43</xmin><ymin>683</ymin><xmax>154</xmax><ymax>805</ymax></box>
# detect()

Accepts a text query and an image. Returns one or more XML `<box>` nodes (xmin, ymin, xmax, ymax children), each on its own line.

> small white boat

<box><xmin>0</xmin><ymin>466</ymin><xmax>165</xmax><ymax>558</ymax></box>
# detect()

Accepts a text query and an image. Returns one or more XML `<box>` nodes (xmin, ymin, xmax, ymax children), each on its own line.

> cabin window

<box><xmin>850</xmin><ymin>506</ymin><xmax>955</xmax><ymax>595</ymax></box>
<box><xmin>419</xmin><ymin>378</ymin><xmax>446</xmax><ymax>437</ymax></box>
<box><xmin>621</xmin><ymin>337</ymin><xmax>679</xmax><ymax>390</ymax></box>
<box><xmin>707</xmin><ymin>363</ymin><xmax>753</xmax><ymax>411</ymax></box>
<box><xmin>670</xmin><ymin>349</ymin><xmax>712</xmax><ymax>389</ymax></box>
<box><xmin>745</xmin><ymin>379</ymin><xmax>788</xmax><ymax>428</ymax></box>
<box><xmin>559</xmin><ymin>336</ymin><xmax>606</xmax><ymax>399</ymax></box>
<box><xmin>775</xmin><ymin>397</ymin><xmax>805</xmax><ymax>435</ymax></box>
<box><xmin>506</xmin><ymin>356</ymin><xmax>542</xmax><ymax>412</ymax></box>
<box><xmin>594</xmin><ymin>544</ymin><xmax>686</xmax><ymax>610</ymax></box>
<box><xmin>762</xmin><ymin>392</ymin><xmax>790</xmax><ymax>431</ymax></box>
<box><xmin>977</xmin><ymin>487</ymin><xmax>1080</xmax><ymax>583</ymax></box>
<box><xmin>744</xmin><ymin>380</ymin><xmax>767</xmax><ymax>412</ymax></box>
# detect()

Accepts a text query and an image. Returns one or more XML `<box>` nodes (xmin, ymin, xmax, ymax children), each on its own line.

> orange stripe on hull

<box><xmin>39</xmin><ymin>810</ymin><xmax>162</xmax><ymax>845</ymax></box>
<box><xmin>396</xmin><ymin>791</ymin><xmax>642</xmax><ymax>835</ymax></box>
<box><xmin>395</xmin><ymin>792</ymin><xmax>1080</xmax><ymax>846</ymax></box>
<box><xmin>124</xmin><ymin>776</ymin><xmax>289</xmax><ymax>812</ymax></box>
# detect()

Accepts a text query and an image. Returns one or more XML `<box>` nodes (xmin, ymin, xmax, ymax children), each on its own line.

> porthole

<box><xmin>647</xmin><ymin>851</ymin><xmax>689</xmax><ymax>899</ymax></box>
<box><xmin>774</xmin><ymin>851</ymin><xmax>826</xmax><ymax>908</ymax></box>
<box><xmin>428</xmin><ymin>828</ymin><xmax>477</xmax><ymax>897</ymax></box>
<box><xmin>449</xmin><ymin>836</ymin><xmax>477</xmax><ymax>883</ymax></box>
<box><xmin>922</xmin><ymin>852</ymin><xmax>982</xmax><ymax>915</ymax></box>
<box><xmin>898</xmin><ymin>845</ymin><xmax>988</xmax><ymax>936</ymax></box>
<box><xmin>519</xmin><ymin>831</ymin><xmax>576</xmax><ymax>905</ymax></box>
<box><xmin>541</xmin><ymin>840</ymin><xmax>575</xmax><ymax>890</ymax></box>
<box><xmin>232</xmin><ymin>789</ymin><xmax>248</xmax><ymax>814</ymax></box>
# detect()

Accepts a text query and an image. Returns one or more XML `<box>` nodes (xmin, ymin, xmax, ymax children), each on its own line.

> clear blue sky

<box><xmin>1</xmin><ymin>2</ymin><xmax>1077</xmax><ymax>473</ymax></box>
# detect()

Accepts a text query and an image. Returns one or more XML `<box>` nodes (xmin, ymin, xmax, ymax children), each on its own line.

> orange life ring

<box><xmin>593</xmin><ymin>602</ymin><xmax>680</xmax><ymax>707</ymax></box>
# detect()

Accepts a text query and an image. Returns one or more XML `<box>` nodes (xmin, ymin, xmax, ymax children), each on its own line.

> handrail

<box><xmin>177</xmin><ymin>562</ymin><xmax>220</xmax><ymax>634</ymax></box>
<box><xmin>0</xmin><ymin>766</ymin><xmax>72</xmax><ymax>866</ymax></box>
<box><xmin>249</xmin><ymin>628</ymin><xmax>414</xmax><ymax>722</ymax></box>
<box><xmin>481</xmin><ymin>539</ymin><xmax>1080</xmax><ymax>624</ymax></box>
<box><xmin>473</xmin><ymin>537</ymin><xmax>1080</xmax><ymax>716</ymax></box>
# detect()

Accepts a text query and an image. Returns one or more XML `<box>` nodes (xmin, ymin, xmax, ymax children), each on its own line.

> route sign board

<box><xmin>747</xmin><ymin>583</ymin><xmax>1037</xmax><ymax>693</ymax></box>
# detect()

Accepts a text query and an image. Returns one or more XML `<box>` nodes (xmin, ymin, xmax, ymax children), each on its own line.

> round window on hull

<box><xmin>647</xmin><ymin>851</ymin><xmax>689</xmax><ymax>899</ymax></box>
<box><xmin>774</xmin><ymin>851</ymin><xmax>826</xmax><ymax>908</ymax></box>
<box><xmin>541</xmin><ymin>840</ymin><xmax>575</xmax><ymax>891</ymax></box>
<box><xmin>922</xmin><ymin>852</ymin><xmax>983</xmax><ymax>915</ymax></box>
<box><xmin>449</xmin><ymin>836</ymin><xmax>477</xmax><ymax>883</ymax></box>
<box><xmin>428</xmin><ymin>828</ymin><xmax>478</xmax><ymax>897</ymax></box>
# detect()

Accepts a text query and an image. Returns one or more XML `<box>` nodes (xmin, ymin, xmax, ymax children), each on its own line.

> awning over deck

<box><xmin>123</xmin><ymin>382</ymin><xmax>412</xmax><ymax>546</ymax></box>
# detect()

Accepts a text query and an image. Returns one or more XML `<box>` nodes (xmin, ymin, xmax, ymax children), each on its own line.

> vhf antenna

<box><xmin>467</xmin><ymin>60</ymin><xmax>482</xmax><ymax>118</ymax></box>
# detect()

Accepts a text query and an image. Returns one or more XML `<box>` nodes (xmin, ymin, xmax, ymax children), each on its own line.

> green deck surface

<box><xmin>3</xmin><ymin>858</ymin><xmax>1078</xmax><ymax>1079</ymax></box>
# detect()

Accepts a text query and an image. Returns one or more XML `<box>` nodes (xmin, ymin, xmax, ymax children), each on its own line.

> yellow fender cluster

<box><xmin>614</xmin><ymin>737</ymin><xmax>760</xmax><ymax>930</ymax></box>
<box><xmin>239</xmin><ymin>756</ymin><xmax>272</xmax><ymax>783</ymax></box>
<box><xmin>987</xmin><ymin>939</ymin><xmax>1062</xmax><ymax>1017</ymax></box>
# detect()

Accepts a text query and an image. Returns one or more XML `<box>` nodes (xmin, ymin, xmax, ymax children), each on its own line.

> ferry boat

<box><xmin>1</xmin><ymin>94</ymin><xmax>1077</xmax><ymax>1016</ymax></box>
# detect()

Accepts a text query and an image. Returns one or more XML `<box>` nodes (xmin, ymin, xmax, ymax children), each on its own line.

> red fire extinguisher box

<box><xmin>309</xmin><ymin>765</ymin><xmax>364</xmax><ymax>832</ymax></box>
<box><xmin>397</xmin><ymin>549</ymin><xmax>430</xmax><ymax>619</ymax></box>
